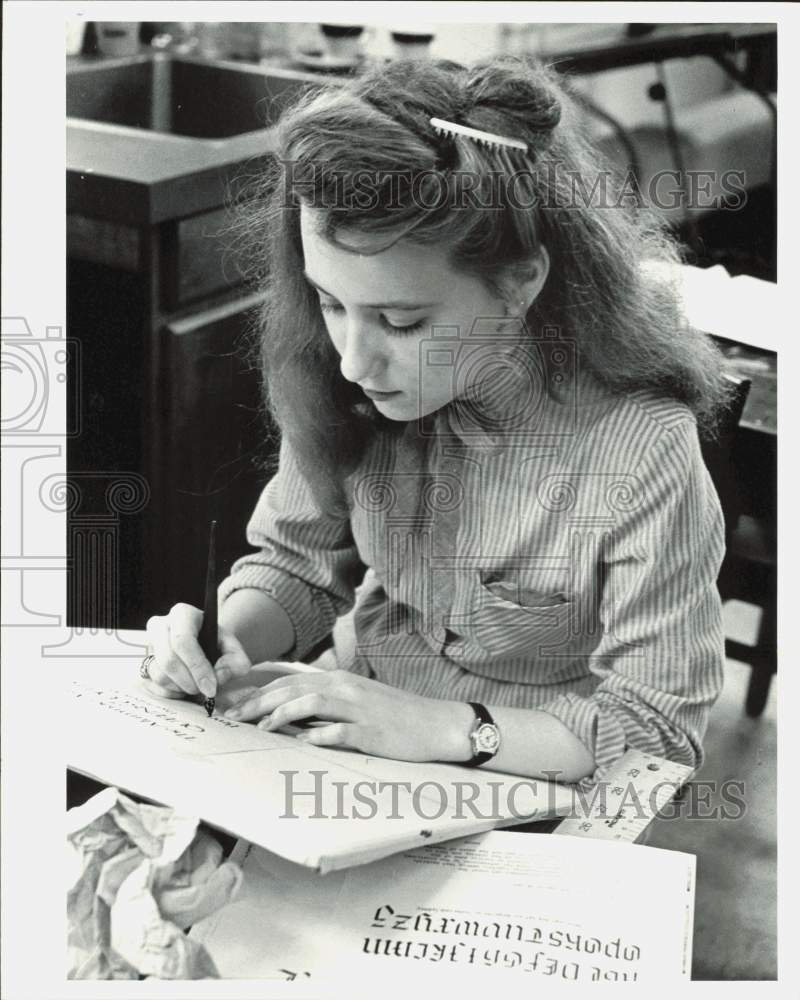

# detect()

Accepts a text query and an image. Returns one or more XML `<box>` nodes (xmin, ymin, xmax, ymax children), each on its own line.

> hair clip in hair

<box><xmin>430</xmin><ymin>117</ymin><xmax>528</xmax><ymax>152</ymax></box>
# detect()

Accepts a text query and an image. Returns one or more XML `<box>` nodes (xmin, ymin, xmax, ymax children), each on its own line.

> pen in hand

<box><xmin>196</xmin><ymin>520</ymin><xmax>219</xmax><ymax>717</ymax></box>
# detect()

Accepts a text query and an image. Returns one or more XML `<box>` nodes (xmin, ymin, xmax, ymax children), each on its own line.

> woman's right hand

<box><xmin>143</xmin><ymin>603</ymin><xmax>252</xmax><ymax>701</ymax></box>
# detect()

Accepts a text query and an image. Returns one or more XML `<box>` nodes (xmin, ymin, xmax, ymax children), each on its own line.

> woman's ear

<box><xmin>517</xmin><ymin>245</ymin><xmax>550</xmax><ymax>313</ymax></box>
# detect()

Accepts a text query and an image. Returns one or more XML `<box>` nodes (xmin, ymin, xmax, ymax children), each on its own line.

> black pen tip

<box><xmin>204</xmin><ymin>698</ymin><xmax>216</xmax><ymax>718</ymax></box>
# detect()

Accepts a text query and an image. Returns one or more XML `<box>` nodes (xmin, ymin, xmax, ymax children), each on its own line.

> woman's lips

<box><xmin>362</xmin><ymin>388</ymin><xmax>401</xmax><ymax>400</ymax></box>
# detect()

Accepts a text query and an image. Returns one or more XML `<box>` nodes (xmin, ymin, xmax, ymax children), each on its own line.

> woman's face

<box><xmin>300</xmin><ymin>205</ymin><xmax>538</xmax><ymax>421</ymax></box>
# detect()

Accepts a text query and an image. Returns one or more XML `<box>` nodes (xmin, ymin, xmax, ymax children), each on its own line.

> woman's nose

<box><xmin>339</xmin><ymin>320</ymin><xmax>385</xmax><ymax>384</ymax></box>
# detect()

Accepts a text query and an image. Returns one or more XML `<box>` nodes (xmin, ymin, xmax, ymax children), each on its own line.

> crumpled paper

<box><xmin>67</xmin><ymin>786</ymin><xmax>242</xmax><ymax>979</ymax></box>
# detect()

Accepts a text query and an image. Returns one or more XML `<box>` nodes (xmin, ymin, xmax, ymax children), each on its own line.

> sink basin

<box><xmin>67</xmin><ymin>55</ymin><xmax>322</xmax><ymax>140</ymax></box>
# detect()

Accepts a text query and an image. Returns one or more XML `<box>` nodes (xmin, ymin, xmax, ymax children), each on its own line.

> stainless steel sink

<box><xmin>67</xmin><ymin>54</ymin><xmax>322</xmax><ymax>140</ymax></box>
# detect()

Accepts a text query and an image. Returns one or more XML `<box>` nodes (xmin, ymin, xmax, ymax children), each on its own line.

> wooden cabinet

<box><xmin>155</xmin><ymin>292</ymin><xmax>275</xmax><ymax>614</ymax></box>
<box><xmin>162</xmin><ymin>207</ymin><xmax>242</xmax><ymax>309</ymax></box>
<box><xmin>67</xmin><ymin>208</ymin><xmax>277</xmax><ymax>628</ymax></box>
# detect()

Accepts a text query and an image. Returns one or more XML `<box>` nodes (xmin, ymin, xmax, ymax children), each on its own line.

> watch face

<box><xmin>474</xmin><ymin>722</ymin><xmax>500</xmax><ymax>754</ymax></box>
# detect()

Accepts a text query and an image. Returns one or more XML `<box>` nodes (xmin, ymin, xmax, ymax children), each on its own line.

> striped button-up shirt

<box><xmin>219</xmin><ymin>364</ymin><xmax>726</xmax><ymax>785</ymax></box>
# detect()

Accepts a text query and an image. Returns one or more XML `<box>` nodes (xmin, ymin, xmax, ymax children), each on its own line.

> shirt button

<box><xmin>431</xmin><ymin>625</ymin><xmax>446</xmax><ymax>644</ymax></box>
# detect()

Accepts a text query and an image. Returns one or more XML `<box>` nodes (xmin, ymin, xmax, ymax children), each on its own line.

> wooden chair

<box><xmin>699</xmin><ymin>373</ymin><xmax>777</xmax><ymax>717</ymax></box>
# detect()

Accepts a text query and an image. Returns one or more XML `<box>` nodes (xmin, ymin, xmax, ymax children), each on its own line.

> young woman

<box><xmin>143</xmin><ymin>56</ymin><xmax>731</xmax><ymax>788</ymax></box>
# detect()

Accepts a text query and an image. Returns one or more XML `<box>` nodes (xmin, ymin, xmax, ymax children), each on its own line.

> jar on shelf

<box><xmin>96</xmin><ymin>22</ymin><xmax>141</xmax><ymax>57</ymax></box>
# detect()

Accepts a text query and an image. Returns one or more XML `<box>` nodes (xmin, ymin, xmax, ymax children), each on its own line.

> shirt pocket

<box><xmin>447</xmin><ymin>574</ymin><xmax>576</xmax><ymax>659</ymax></box>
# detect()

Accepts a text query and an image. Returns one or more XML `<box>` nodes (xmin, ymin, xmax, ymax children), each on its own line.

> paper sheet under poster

<box><xmin>192</xmin><ymin>829</ymin><xmax>695</xmax><ymax>985</ymax></box>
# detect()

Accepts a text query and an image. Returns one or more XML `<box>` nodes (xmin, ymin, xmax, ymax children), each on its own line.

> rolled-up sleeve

<box><xmin>218</xmin><ymin>438</ymin><xmax>366</xmax><ymax>660</ymax></box>
<box><xmin>538</xmin><ymin>418</ymin><xmax>726</xmax><ymax>788</ymax></box>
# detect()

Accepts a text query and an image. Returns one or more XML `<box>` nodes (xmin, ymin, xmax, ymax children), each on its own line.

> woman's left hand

<box><xmin>223</xmin><ymin>670</ymin><xmax>473</xmax><ymax>763</ymax></box>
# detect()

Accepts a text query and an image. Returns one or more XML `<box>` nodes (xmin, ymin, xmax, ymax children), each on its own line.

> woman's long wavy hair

<box><xmin>231</xmin><ymin>55</ymin><xmax>732</xmax><ymax>514</ymax></box>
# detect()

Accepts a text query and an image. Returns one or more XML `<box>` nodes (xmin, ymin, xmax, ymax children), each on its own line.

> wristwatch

<box><xmin>464</xmin><ymin>702</ymin><xmax>501</xmax><ymax>766</ymax></box>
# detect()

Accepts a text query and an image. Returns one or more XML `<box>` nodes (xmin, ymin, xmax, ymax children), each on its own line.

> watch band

<box><xmin>465</xmin><ymin>702</ymin><xmax>500</xmax><ymax>767</ymax></box>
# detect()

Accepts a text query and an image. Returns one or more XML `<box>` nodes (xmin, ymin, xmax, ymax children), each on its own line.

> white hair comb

<box><xmin>430</xmin><ymin>117</ymin><xmax>528</xmax><ymax>152</ymax></box>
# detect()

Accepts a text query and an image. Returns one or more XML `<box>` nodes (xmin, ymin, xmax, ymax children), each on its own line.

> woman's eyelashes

<box><xmin>382</xmin><ymin>316</ymin><xmax>426</xmax><ymax>335</ymax></box>
<box><xmin>318</xmin><ymin>299</ymin><xmax>426</xmax><ymax>336</ymax></box>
